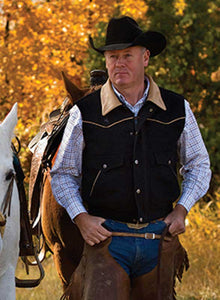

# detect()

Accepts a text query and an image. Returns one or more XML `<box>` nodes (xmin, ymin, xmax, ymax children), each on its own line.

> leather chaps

<box><xmin>61</xmin><ymin>233</ymin><xmax>189</xmax><ymax>300</ymax></box>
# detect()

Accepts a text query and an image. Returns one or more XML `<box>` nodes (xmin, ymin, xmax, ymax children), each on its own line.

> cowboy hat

<box><xmin>89</xmin><ymin>16</ymin><xmax>166</xmax><ymax>57</ymax></box>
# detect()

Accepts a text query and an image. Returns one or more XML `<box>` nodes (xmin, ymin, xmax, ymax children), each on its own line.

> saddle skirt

<box><xmin>28</xmin><ymin>106</ymin><xmax>70</xmax><ymax>225</ymax></box>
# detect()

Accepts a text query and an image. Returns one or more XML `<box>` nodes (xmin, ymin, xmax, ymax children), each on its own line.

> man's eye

<box><xmin>124</xmin><ymin>54</ymin><xmax>132</xmax><ymax>60</ymax></box>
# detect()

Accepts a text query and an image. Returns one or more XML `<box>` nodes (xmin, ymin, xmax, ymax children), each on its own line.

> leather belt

<box><xmin>118</xmin><ymin>217</ymin><xmax>165</xmax><ymax>229</ymax></box>
<box><xmin>111</xmin><ymin>232</ymin><xmax>171</xmax><ymax>242</ymax></box>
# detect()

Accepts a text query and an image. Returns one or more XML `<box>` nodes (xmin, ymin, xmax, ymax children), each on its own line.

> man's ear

<box><xmin>143</xmin><ymin>49</ymin><xmax>150</xmax><ymax>67</ymax></box>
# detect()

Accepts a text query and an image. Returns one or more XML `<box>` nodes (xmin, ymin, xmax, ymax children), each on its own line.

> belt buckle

<box><xmin>145</xmin><ymin>233</ymin><xmax>155</xmax><ymax>239</ymax></box>
<box><xmin>127</xmin><ymin>222</ymin><xmax>149</xmax><ymax>229</ymax></box>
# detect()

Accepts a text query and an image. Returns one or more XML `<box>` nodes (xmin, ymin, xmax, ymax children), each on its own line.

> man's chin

<box><xmin>114</xmin><ymin>78</ymin><xmax>130</xmax><ymax>88</ymax></box>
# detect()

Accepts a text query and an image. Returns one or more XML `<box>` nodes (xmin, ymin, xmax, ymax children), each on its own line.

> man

<box><xmin>51</xmin><ymin>16</ymin><xmax>211</xmax><ymax>299</ymax></box>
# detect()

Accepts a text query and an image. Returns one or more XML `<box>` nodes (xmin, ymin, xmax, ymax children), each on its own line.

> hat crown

<box><xmin>89</xmin><ymin>16</ymin><xmax>166</xmax><ymax>57</ymax></box>
<box><xmin>105</xmin><ymin>17</ymin><xmax>143</xmax><ymax>46</ymax></box>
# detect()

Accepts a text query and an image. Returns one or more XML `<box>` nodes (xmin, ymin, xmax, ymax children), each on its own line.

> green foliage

<box><xmin>146</xmin><ymin>0</ymin><xmax>220</xmax><ymax>193</ymax></box>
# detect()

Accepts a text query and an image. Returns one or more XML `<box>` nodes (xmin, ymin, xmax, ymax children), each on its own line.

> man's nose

<box><xmin>115</xmin><ymin>56</ymin><xmax>125</xmax><ymax>65</ymax></box>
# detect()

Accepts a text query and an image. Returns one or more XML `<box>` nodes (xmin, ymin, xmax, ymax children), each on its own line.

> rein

<box><xmin>0</xmin><ymin>174</ymin><xmax>15</xmax><ymax>233</ymax></box>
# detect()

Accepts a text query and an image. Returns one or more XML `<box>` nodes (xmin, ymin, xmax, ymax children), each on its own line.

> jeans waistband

<box><xmin>116</xmin><ymin>217</ymin><xmax>165</xmax><ymax>229</ymax></box>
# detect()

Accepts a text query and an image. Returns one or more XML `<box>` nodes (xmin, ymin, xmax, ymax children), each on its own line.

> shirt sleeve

<box><xmin>50</xmin><ymin>105</ymin><xmax>87</xmax><ymax>220</ymax></box>
<box><xmin>177</xmin><ymin>100</ymin><xmax>211</xmax><ymax>211</ymax></box>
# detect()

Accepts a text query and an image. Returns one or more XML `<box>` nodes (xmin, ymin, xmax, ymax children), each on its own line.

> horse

<box><xmin>28</xmin><ymin>72</ymin><xmax>98</xmax><ymax>289</ymax></box>
<box><xmin>0</xmin><ymin>103</ymin><xmax>20</xmax><ymax>300</ymax></box>
<box><xmin>29</xmin><ymin>73</ymin><xmax>189</xmax><ymax>299</ymax></box>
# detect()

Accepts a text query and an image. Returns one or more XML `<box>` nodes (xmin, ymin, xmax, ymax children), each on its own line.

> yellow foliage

<box><xmin>211</xmin><ymin>67</ymin><xmax>220</xmax><ymax>82</ymax></box>
<box><xmin>186</xmin><ymin>200</ymin><xmax>220</xmax><ymax>240</ymax></box>
<box><xmin>0</xmin><ymin>0</ymin><xmax>150</xmax><ymax>178</ymax></box>
<box><xmin>118</xmin><ymin>0</ymin><xmax>148</xmax><ymax>18</ymax></box>
<box><xmin>174</xmin><ymin>0</ymin><xmax>187</xmax><ymax>16</ymax></box>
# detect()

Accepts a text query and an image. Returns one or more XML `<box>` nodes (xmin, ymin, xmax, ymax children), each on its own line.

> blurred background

<box><xmin>0</xmin><ymin>0</ymin><xmax>219</xmax><ymax>299</ymax></box>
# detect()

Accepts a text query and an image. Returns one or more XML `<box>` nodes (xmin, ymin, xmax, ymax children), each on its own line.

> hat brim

<box><xmin>89</xmin><ymin>31</ymin><xmax>166</xmax><ymax>57</ymax></box>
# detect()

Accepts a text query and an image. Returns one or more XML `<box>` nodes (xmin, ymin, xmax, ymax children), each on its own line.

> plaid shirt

<box><xmin>50</xmin><ymin>82</ymin><xmax>211</xmax><ymax>221</ymax></box>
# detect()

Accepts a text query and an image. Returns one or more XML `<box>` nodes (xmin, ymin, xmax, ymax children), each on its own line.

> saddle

<box><xmin>28</xmin><ymin>101</ymin><xmax>71</xmax><ymax>226</ymax></box>
<box><xmin>28</xmin><ymin>71</ymin><xmax>84</xmax><ymax>226</ymax></box>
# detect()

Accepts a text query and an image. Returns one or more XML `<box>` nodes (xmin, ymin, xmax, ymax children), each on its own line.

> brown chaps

<box><xmin>61</xmin><ymin>235</ymin><xmax>189</xmax><ymax>300</ymax></box>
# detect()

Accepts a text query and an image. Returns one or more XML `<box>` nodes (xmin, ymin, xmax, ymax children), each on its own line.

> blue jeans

<box><xmin>102</xmin><ymin>219</ymin><xmax>167</xmax><ymax>278</ymax></box>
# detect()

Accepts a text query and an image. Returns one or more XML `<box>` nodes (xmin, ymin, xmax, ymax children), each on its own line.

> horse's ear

<box><xmin>1</xmin><ymin>103</ymin><xmax>18</xmax><ymax>141</ymax></box>
<box><xmin>61</xmin><ymin>71</ymin><xmax>86</xmax><ymax>105</ymax></box>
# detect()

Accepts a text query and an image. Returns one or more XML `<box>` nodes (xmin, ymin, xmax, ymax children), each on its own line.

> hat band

<box><xmin>100</xmin><ymin>42</ymin><xmax>134</xmax><ymax>52</ymax></box>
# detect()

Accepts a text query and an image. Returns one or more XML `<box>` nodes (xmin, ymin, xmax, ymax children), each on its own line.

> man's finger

<box><xmin>87</xmin><ymin>240</ymin><xmax>95</xmax><ymax>246</ymax></box>
<box><xmin>99</xmin><ymin>226</ymin><xmax>112</xmax><ymax>237</ymax></box>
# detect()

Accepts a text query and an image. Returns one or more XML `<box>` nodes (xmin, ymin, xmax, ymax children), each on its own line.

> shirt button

<box><xmin>139</xmin><ymin>217</ymin><xmax>143</xmax><ymax>222</ymax></box>
<box><xmin>136</xmin><ymin>189</ymin><xmax>141</xmax><ymax>194</ymax></box>
<box><xmin>168</xmin><ymin>160</ymin><xmax>172</xmax><ymax>165</ymax></box>
<box><xmin>103</xmin><ymin>164</ymin><xmax>108</xmax><ymax>169</ymax></box>
<box><xmin>134</xmin><ymin>160</ymin><xmax>139</xmax><ymax>165</ymax></box>
<box><xmin>130</xmin><ymin>131</ymin><xmax>133</xmax><ymax>136</ymax></box>
<box><xmin>149</xmin><ymin>108</ymin><xmax>154</xmax><ymax>113</ymax></box>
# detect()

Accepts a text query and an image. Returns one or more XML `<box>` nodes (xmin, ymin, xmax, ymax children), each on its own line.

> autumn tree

<box><xmin>0</xmin><ymin>0</ymin><xmax>147</xmax><ymax>176</ymax></box>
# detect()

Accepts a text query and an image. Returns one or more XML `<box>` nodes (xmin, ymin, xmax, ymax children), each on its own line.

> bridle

<box><xmin>0</xmin><ymin>173</ymin><xmax>15</xmax><ymax>237</ymax></box>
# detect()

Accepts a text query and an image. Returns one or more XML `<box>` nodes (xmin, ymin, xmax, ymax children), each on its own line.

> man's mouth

<box><xmin>115</xmin><ymin>71</ymin><xmax>128</xmax><ymax>76</ymax></box>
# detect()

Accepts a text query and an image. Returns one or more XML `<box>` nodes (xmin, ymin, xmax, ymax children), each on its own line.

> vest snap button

<box><xmin>103</xmin><ymin>164</ymin><xmax>108</xmax><ymax>169</ymax></box>
<box><xmin>139</xmin><ymin>217</ymin><xmax>143</xmax><ymax>222</ymax></box>
<box><xmin>136</xmin><ymin>189</ymin><xmax>141</xmax><ymax>194</ymax></box>
<box><xmin>149</xmin><ymin>108</ymin><xmax>154</xmax><ymax>113</ymax></box>
<box><xmin>168</xmin><ymin>160</ymin><xmax>172</xmax><ymax>165</ymax></box>
<box><xmin>134</xmin><ymin>160</ymin><xmax>139</xmax><ymax>165</ymax></box>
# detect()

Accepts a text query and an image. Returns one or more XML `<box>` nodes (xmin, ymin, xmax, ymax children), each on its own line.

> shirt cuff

<box><xmin>65</xmin><ymin>201</ymin><xmax>87</xmax><ymax>221</ymax></box>
<box><xmin>177</xmin><ymin>194</ymin><xmax>196</xmax><ymax>212</ymax></box>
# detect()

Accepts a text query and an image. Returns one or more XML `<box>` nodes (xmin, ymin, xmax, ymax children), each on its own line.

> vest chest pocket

<box><xmin>150</xmin><ymin>151</ymin><xmax>180</xmax><ymax>205</ymax></box>
<box><xmin>154</xmin><ymin>151</ymin><xmax>178</xmax><ymax>179</ymax></box>
<box><xmin>88</xmin><ymin>156</ymin><xmax>124</xmax><ymax>198</ymax></box>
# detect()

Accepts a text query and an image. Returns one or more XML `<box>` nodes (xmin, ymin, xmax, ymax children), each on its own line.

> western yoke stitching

<box><xmin>83</xmin><ymin>117</ymin><xmax>134</xmax><ymax>128</ymax></box>
<box><xmin>146</xmin><ymin>116</ymin><xmax>185</xmax><ymax>125</ymax></box>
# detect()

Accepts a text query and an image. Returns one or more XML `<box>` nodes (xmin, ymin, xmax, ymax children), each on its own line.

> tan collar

<box><xmin>101</xmin><ymin>75</ymin><xmax>166</xmax><ymax>116</ymax></box>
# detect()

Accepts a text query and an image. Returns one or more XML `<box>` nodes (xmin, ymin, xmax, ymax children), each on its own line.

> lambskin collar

<box><xmin>101</xmin><ymin>75</ymin><xmax>166</xmax><ymax>116</ymax></box>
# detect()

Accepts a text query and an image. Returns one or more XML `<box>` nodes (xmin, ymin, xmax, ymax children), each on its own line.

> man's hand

<box><xmin>74</xmin><ymin>213</ymin><xmax>112</xmax><ymax>246</ymax></box>
<box><xmin>164</xmin><ymin>204</ymin><xmax>188</xmax><ymax>236</ymax></box>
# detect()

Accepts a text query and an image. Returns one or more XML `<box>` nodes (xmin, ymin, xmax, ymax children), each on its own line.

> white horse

<box><xmin>0</xmin><ymin>103</ymin><xmax>20</xmax><ymax>300</ymax></box>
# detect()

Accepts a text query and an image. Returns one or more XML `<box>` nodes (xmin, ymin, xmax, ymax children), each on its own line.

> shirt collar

<box><xmin>112</xmin><ymin>77</ymin><xmax>150</xmax><ymax>109</ymax></box>
<box><xmin>100</xmin><ymin>75</ymin><xmax>166</xmax><ymax>116</ymax></box>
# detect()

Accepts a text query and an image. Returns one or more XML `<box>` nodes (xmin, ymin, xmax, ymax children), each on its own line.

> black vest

<box><xmin>76</xmin><ymin>87</ymin><xmax>185</xmax><ymax>223</ymax></box>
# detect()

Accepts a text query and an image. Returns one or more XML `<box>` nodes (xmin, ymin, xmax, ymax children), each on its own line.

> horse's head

<box><xmin>0</xmin><ymin>103</ymin><xmax>18</xmax><ymax>242</ymax></box>
<box><xmin>61</xmin><ymin>70</ymin><xmax>107</xmax><ymax>105</ymax></box>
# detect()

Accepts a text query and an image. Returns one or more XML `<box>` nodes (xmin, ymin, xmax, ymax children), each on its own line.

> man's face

<box><xmin>105</xmin><ymin>46</ymin><xmax>150</xmax><ymax>90</ymax></box>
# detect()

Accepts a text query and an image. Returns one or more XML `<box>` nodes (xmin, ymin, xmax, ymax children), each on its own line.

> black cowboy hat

<box><xmin>89</xmin><ymin>16</ymin><xmax>166</xmax><ymax>57</ymax></box>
